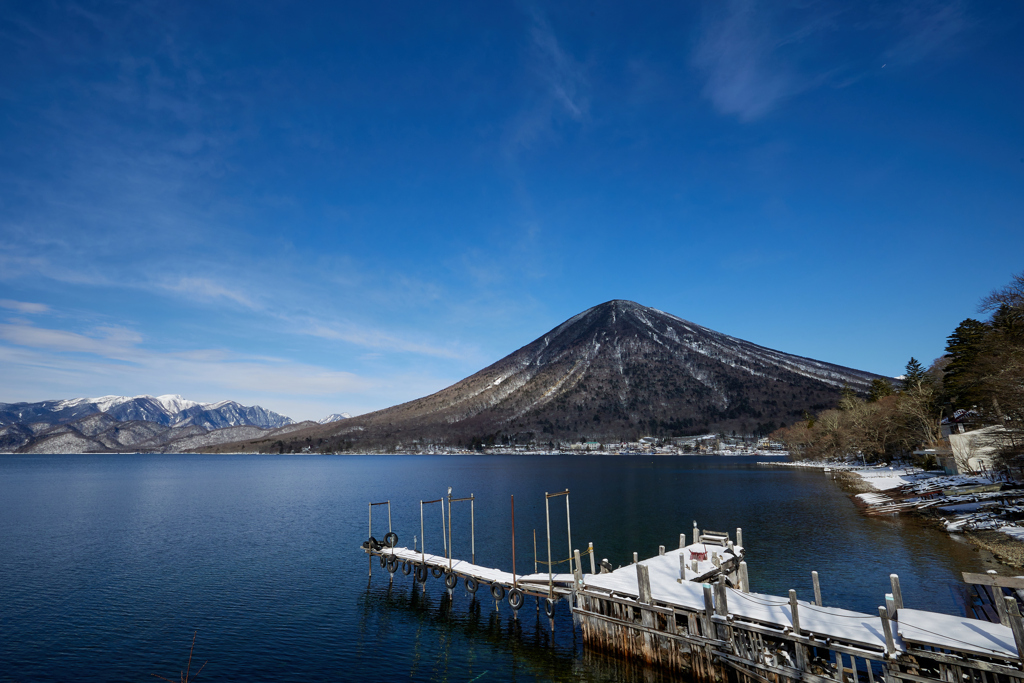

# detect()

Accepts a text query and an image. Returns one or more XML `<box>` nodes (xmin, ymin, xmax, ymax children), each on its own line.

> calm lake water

<box><xmin>0</xmin><ymin>454</ymin><xmax>1009</xmax><ymax>682</ymax></box>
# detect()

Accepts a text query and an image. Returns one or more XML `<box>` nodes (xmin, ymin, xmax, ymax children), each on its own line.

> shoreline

<box><xmin>789</xmin><ymin>460</ymin><xmax>1024</xmax><ymax>568</ymax></box>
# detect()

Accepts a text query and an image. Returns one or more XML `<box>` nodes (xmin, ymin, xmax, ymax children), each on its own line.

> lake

<box><xmin>0</xmin><ymin>454</ymin><xmax>1008</xmax><ymax>682</ymax></box>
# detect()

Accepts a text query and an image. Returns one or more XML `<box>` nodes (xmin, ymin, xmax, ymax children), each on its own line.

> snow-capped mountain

<box><xmin>262</xmin><ymin>299</ymin><xmax>886</xmax><ymax>451</ymax></box>
<box><xmin>0</xmin><ymin>394</ymin><xmax>293</xmax><ymax>430</ymax></box>
<box><xmin>318</xmin><ymin>413</ymin><xmax>351</xmax><ymax>424</ymax></box>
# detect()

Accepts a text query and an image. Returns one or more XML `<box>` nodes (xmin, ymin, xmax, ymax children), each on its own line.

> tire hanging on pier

<box><xmin>490</xmin><ymin>583</ymin><xmax>505</xmax><ymax>601</ymax></box>
<box><xmin>402</xmin><ymin>561</ymin><xmax>412</xmax><ymax>575</ymax></box>
<box><xmin>386</xmin><ymin>557</ymin><xmax>399</xmax><ymax>573</ymax></box>
<box><xmin>431</xmin><ymin>567</ymin><xmax>444</xmax><ymax>579</ymax></box>
<box><xmin>508</xmin><ymin>588</ymin><xmax>524</xmax><ymax>610</ymax></box>
<box><xmin>379</xmin><ymin>554</ymin><xmax>387</xmax><ymax>569</ymax></box>
<box><xmin>544</xmin><ymin>597</ymin><xmax>557</xmax><ymax>618</ymax></box>
<box><xmin>383</xmin><ymin>532</ymin><xmax>398</xmax><ymax>548</ymax></box>
<box><xmin>415</xmin><ymin>563</ymin><xmax>428</xmax><ymax>583</ymax></box>
<box><xmin>445</xmin><ymin>572</ymin><xmax>458</xmax><ymax>589</ymax></box>
<box><xmin>465</xmin><ymin>576</ymin><xmax>478</xmax><ymax>594</ymax></box>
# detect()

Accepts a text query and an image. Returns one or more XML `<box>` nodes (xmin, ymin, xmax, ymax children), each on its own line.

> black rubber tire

<box><xmin>415</xmin><ymin>563</ymin><xmax>428</xmax><ymax>583</ymax></box>
<box><xmin>508</xmin><ymin>588</ymin><xmax>524</xmax><ymax>609</ymax></box>
<box><xmin>490</xmin><ymin>583</ymin><xmax>505</xmax><ymax>601</ymax></box>
<box><xmin>445</xmin><ymin>572</ymin><xmax>458</xmax><ymax>589</ymax></box>
<box><xmin>402</xmin><ymin>561</ymin><xmax>412</xmax><ymax>575</ymax></box>
<box><xmin>465</xmin><ymin>576</ymin><xmax>478</xmax><ymax>593</ymax></box>
<box><xmin>384</xmin><ymin>531</ymin><xmax>398</xmax><ymax>548</ymax></box>
<box><xmin>544</xmin><ymin>597</ymin><xmax>557</xmax><ymax>617</ymax></box>
<box><xmin>386</xmin><ymin>557</ymin><xmax>399</xmax><ymax>573</ymax></box>
<box><xmin>431</xmin><ymin>567</ymin><xmax>444</xmax><ymax>579</ymax></box>
<box><xmin>379</xmin><ymin>554</ymin><xmax>387</xmax><ymax>568</ymax></box>
<box><xmin>367</xmin><ymin>536</ymin><xmax>379</xmax><ymax>550</ymax></box>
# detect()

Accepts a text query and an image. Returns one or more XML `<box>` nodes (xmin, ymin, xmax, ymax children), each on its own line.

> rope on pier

<box><xmin>536</xmin><ymin>546</ymin><xmax>593</xmax><ymax>567</ymax></box>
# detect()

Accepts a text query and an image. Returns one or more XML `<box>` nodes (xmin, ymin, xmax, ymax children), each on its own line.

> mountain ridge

<box><xmin>211</xmin><ymin>300</ymin><xmax>886</xmax><ymax>453</ymax></box>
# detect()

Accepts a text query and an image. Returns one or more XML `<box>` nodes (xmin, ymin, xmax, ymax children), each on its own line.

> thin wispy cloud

<box><xmin>0</xmin><ymin>299</ymin><xmax>50</xmax><ymax>314</ymax></box>
<box><xmin>503</xmin><ymin>9</ymin><xmax>589</xmax><ymax>157</ymax></box>
<box><xmin>692</xmin><ymin>0</ymin><xmax>809</xmax><ymax>122</ymax></box>
<box><xmin>160</xmin><ymin>277</ymin><xmax>258</xmax><ymax>309</ymax></box>
<box><xmin>885</xmin><ymin>0</ymin><xmax>969</xmax><ymax>64</ymax></box>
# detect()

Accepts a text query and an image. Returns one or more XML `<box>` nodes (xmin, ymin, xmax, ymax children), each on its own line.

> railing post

<box><xmin>637</xmin><ymin>563</ymin><xmax>652</xmax><ymax>604</ymax></box>
<box><xmin>1004</xmin><ymin>597</ymin><xmax>1024</xmax><ymax>668</ymax></box>
<box><xmin>789</xmin><ymin>590</ymin><xmax>801</xmax><ymax>636</ymax></box>
<box><xmin>879</xmin><ymin>606</ymin><xmax>895</xmax><ymax>656</ymax></box>
<box><xmin>890</xmin><ymin>574</ymin><xmax>903</xmax><ymax>610</ymax></box>
<box><xmin>812</xmin><ymin>571</ymin><xmax>822</xmax><ymax>606</ymax></box>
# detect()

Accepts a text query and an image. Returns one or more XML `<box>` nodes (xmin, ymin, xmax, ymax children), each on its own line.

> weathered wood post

<box><xmin>879</xmin><ymin>606</ymin><xmax>895</xmax><ymax>656</ymax></box>
<box><xmin>693</xmin><ymin>521</ymin><xmax>700</xmax><ymax>545</ymax></box>
<box><xmin>588</xmin><ymin>542</ymin><xmax>596</xmax><ymax>574</ymax></box>
<box><xmin>680</xmin><ymin>533</ymin><xmax>686</xmax><ymax>549</ymax></box>
<box><xmin>812</xmin><ymin>571</ymin><xmax>822</xmax><ymax>606</ymax></box>
<box><xmin>890</xmin><ymin>574</ymin><xmax>904</xmax><ymax>611</ymax></box>
<box><xmin>1004</xmin><ymin>596</ymin><xmax>1024</xmax><ymax>669</ymax></box>
<box><xmin>680</xmin><ymin>553</ymin><xmax>688</xmax><ymax>581</ymax></box>
<box><xmin>574</xmin><ymin>549</ymin><xmax>583</xmax><ymax>598</ymax></box>
<box><xmin>659</xmin><ymin>545</ymin><xmax>666</xmax><ymax>556</ymax></box>
<box><xmin>702</xmin><ymin>583</ymin><xmax>715</xmax><ymax>637</ymax></box>
<box><xmin>739</xmin><ymin>561</ymin><xmax>749</xmax><ymax>593</ymax></box>
<box><xmin>736</xmin><ymin>527</ymin><xmax>743</xmax><ymax>547</ymax></box>
<box><xmin>633</xmin><ymin>551</ymin><xmax>638</xmax><ymax>564</ymax></box>
<box><xmin>789</xmin><ymin>590</ymin><xmax>801</xmax><ymax>635</ymax></box>
<box><xmin>716</xmin><ymin>575</ymin><xmax>729</xmax><ymax>615</ymax></box>
<box><xmin>885</xmin><ymin>593</ymin><xmax>897</xmax><ymax>619</ymax></box>
<box><xmin>692</xmin><ymin>559</ymin><xmax>698</xmax><ymax>573</ymax></box>
<box><xmin>637</xmin><ymin>562</ymin><xmax>652</xmax><ymax>603</ymax></box>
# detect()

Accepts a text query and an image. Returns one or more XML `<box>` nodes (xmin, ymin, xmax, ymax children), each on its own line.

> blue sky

<box><xmin>1</xmin><ymin>1</ymin><xmax>1022</xmax><ymax>421</ymax></box>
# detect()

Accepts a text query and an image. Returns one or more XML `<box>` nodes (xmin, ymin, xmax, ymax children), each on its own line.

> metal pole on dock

<box><xmin>565</xmin><ymin>491</ymin><xmax>573</xmax><ymax>577</ymax></box>
<box><xmin>545</xmin><ymin>492</ymin><xmax>553</xmax><ymax>597</ymax></box>
<box><xmin>511</xmin><ymin>495</ymin><xmax>517</xmax><ymax>589</ymax></box>
<box><xmin>441</xmin><ymin>495</ymin><xmax>447</xmax><ymax>562</ymax></box>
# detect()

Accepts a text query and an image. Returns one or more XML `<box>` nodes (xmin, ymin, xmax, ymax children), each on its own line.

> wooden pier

<box><xmin>363</xmin><ymin>492</ymin><xmax>1024</xmax><ymax>683</ymax></box>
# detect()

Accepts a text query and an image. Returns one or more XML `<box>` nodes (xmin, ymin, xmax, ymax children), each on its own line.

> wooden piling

<box><xmin>890</xmin><ymin>574</ymin><xmax>903</xmax><ymax>611</ymax></box>
<box><xmin>812</xmin><ymin>570</ymin><xmax>822</xmax><ymax>606</ymax></box>
<box><xmin>680</xmin><ymin>533</ymin><xmax>686</xmax><ymax>549</ymax></box>
<box><xmin>789</xmin><ymin>590</ymin><xmax>800</xmax><ymax>636</ymax></box>
<box><xmin>588</xmin><ymin>542</ymin><xmax>596</xmax><ymax>574</ymax></box>
<box><xmin>1004</xmin><ymin>597</ymin><xmax>1024</xmax><ymax>668</ymax></box>
<box><xmin>736</xmin><ymin>527</ymin><xmax>743</xmax><ymax>547</ymax></box>
<box><xmin>693</xmin><ymin>521</ymin><xmax>700</xmax><ymax>546</ymax></box>
<box><xmin>633</xmin><ymin>551</ymin><xmax>638</xmax><ymax>564</ymax></box>
<box><xmin>739</xmin><ymin>561</ymin><xmax>749</xmax><ymax>593</ymax></box>
<box><xmin>879</xmin><ymin>606</ymin><xmax>895</xmax><ymax>655</ymax></box>
<box><xmin>637</xmin><ymin>563</ymin><xmax>652</xmax><ymax>604</ymax></box>
<box><xmin>660</xmin><ymin>545</ymin><xmax>666</xmax><ymax>556</ymax></box>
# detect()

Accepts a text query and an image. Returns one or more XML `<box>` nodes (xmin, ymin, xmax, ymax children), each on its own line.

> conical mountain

<box><xmin>253</xmin><ymin>300</ymin><xmax>883</xmax><ymax>452</ymax></box>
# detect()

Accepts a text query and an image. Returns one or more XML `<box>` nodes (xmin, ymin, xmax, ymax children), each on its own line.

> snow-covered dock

<box><xmin>363</xmin><ymin>492</ymin><xmax>1024</xmax><ymax>683</ymax></box>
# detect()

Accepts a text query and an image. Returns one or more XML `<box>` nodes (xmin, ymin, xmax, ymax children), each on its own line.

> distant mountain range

<box><xmin>208</xmin><ymin>300</ymin><xmax>886</xmax><ymax>453</ymax></box>
<box><xmin>0</xmin><ymin>395</ymin><xmax>302</xmax><ymax>453</ymax></box>
<box><xmin>0</xmin><ymin>394</ymin><xmax>293</xmax><ymax>430</ymax></box>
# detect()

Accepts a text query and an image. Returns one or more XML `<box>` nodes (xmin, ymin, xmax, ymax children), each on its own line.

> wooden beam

<box><xmin>963</xmin><ymin>573</ymin><xmax>1024</xmax><ymax>589</ymax></box>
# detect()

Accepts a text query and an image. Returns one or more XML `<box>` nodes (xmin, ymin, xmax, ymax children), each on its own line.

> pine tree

<box><xmin>902</xmin><ymin>357</ymin><xmax>928</xmax><ymax>392</ymax></box>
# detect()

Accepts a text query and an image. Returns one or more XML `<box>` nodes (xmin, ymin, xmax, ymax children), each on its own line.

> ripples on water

<box><xmin>0</xmin><ymin>454</ymin><xmax>1010</xmax><ymax>682</ymax></box>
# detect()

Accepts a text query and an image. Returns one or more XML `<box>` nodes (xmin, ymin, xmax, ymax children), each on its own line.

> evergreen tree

<box><xmin>902</xmin><ymin>357</ymin><xmax>928</xmax><ymax>392</ymax></box>
<box><xmin>868</xmin><ymin>378</ymin><xmax>894</xmax><ymax>402</ymax></box>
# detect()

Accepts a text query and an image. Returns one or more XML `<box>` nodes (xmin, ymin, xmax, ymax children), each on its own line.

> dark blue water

<box><xmin>0</xmin><ymin>455</ymin><xmax>1005</xmax><ymax>682</ymax></box>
